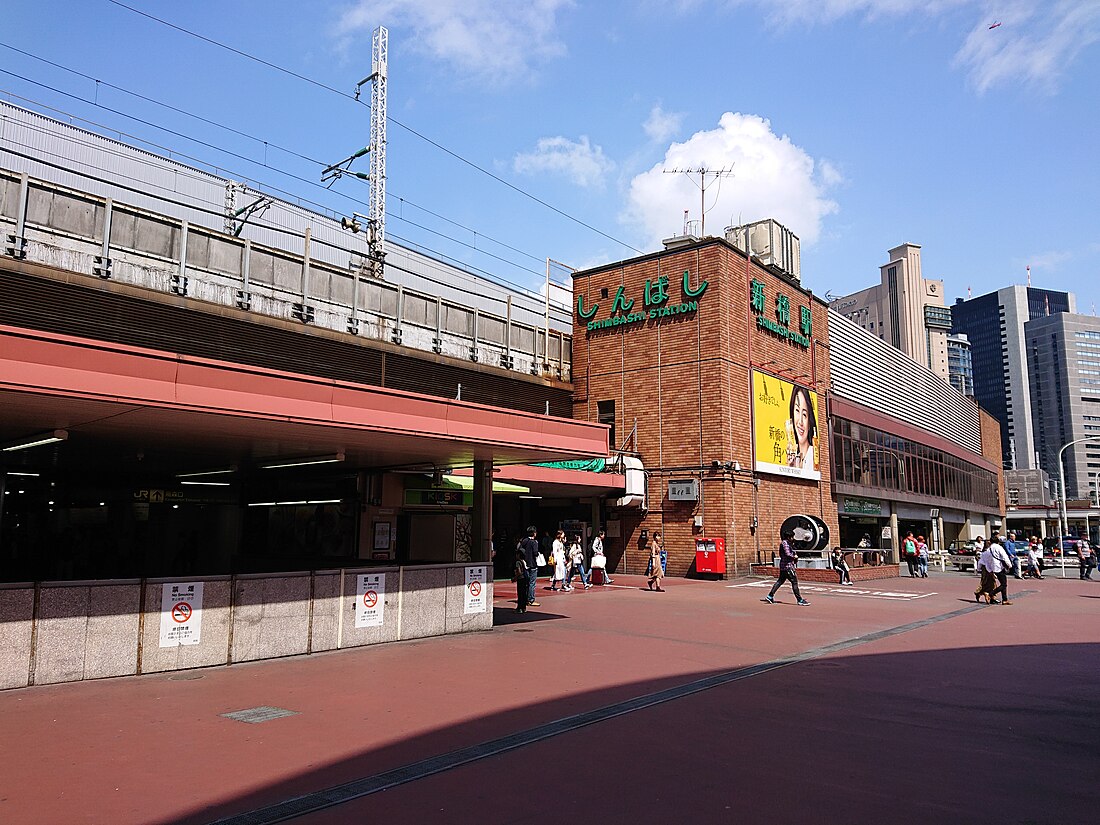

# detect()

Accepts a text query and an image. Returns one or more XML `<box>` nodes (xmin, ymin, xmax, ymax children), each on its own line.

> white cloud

<box><xmin>644</xmin><ymin>105</ymin><xmax>684</xmax><ymax>142</ymax></box>
<box><xmin>513</xmin><ymin>136</ymin><xmax>615</xmax><ymax>188</ymax></box>
<box><xmin>955</xmin><ymin>1</ymin><xmax>1100</xmax><ymax>93</ymax></box>
<box><xmin>623</xmin><ymin>112</ymin><xmax>839</xmax><ymax>247</ymax></box>
<box><xmin>334</xmin><ymin>0</ymin><xmax>573</xmax><ymax>82</ymax></box>
<box><xmin>1025</xmin><ymin>250</ymin><xmax>1073</xmax><ymax>271</ymax></box>
<box><xmin>684</xmin><ymin>1</ymin><xmax>1100</xmax><ymax>92</ymax></box>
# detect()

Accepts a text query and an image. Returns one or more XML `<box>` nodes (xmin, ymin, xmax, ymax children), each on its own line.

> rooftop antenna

<box><xmin>662</xmin><ymin>166</ymin><xmax>734</xmax><ymax>237</ymax></box>
<box><xmin>967</xmin><ymin>285</ymin><xmax>972</xmax><ymax>299</ymax></box>
<box><xmin>682</xmin><ymin>209</ymin><xmax>690</xmax><ymax>236</ymax></box>
<box><xmin>1026</xmin><ymin>264</ymin><xmax>1031</xmax><ymax>287</ymax></box>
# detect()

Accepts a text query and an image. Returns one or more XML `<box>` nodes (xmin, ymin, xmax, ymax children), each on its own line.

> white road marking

<box><xmin>727</xmin><ymin>579</ymin><xmax>936</xmax><ymax>601</ymax></box>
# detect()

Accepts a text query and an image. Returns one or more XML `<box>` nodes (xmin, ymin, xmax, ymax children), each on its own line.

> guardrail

<box><xmin>0</xmin><ymin>168</ymin><xmax>572</xmax><ymax>381</ymax></box>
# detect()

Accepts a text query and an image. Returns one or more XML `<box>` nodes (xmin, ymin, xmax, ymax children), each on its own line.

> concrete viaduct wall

<box><xmin>0</xmin><ymin>564</ymin><xmax>492</xmax><ymax>690</ymax></box>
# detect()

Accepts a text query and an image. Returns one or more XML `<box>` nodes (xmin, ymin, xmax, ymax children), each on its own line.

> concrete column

<box><xmin>1039</xmin><ymin>517</ymin><xmax>1048</xmax><ymax>540</ymax></box>
<box><xmin>471</xmin><ymin>460</ymin><xmax>493</xmax><ymax>563</ymax></box>
<box><xmin>589</xmin><ymin>497</ymin><xmax>601</xmax><ymax>539</ymax></box>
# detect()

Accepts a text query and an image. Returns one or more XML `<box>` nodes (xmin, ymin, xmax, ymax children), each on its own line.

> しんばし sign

<box><xmin>578</xmin><ymin>270</ymin><xmax>708</xmax><ymax>332</ymax></box>
<box><xmin>752</xmin><ymin>370</ymin><xmax>822</xmax><ymax>482</ymax></box>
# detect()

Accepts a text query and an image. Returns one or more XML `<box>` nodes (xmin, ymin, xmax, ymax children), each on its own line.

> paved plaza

<box><xmin>1</xmin><ymin>571</ymin><xmax>1096</xmax><ymax>824</ymax></box>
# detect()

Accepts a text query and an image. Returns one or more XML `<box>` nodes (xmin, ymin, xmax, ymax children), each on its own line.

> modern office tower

<box><xmin>1025</xmin><ymin>312</ymin><xmax>1100</xmax><ymax>501</ymax></box>
<box><xmin>951</xmin><ymin>286</ymin><xmax>1075</xmax><ymax>470</ymax></box>
<box><xmin>829</xmin><ymin>243</ymin><xmax>951</xmax><ymax>381</ymax></box>
<box><xmin>947</xmin><ymin>333</ymin><xmax>973</xmax><ymax>396</ymax></box>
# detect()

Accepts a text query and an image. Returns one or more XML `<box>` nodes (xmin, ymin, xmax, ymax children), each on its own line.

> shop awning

<box><xmin>441</xmin><ymin>475</ymin><xmax>530</xmax><ymax>494</ymax></box>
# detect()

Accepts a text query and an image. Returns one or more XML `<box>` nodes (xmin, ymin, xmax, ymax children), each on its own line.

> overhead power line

<box><xmin>0</xmin><ymin>82</ymin><xmax>546</xmax><ymax>282</ymax></box>
<box><xmin>0</xmin><ymin>43</ymin><xmax>550</xmax><ymax>268</ymax></box>
<box><xmin>103</xmin><ymin>0</ymin><xmax>643</xmax><ymax>255</ymax></box>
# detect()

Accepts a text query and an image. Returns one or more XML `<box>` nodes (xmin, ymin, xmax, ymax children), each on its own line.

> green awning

<box><xmin>531</xmin><ymin>458</ymin><xmax>607</xmax><ymax>472</ymax></box>
<box><xmin>441</xmin><ymin>475</ymin><xmax>530</xmax><ymax>494</ymax></box>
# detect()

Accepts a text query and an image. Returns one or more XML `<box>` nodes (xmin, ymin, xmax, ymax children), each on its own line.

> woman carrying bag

<box><xmin>549</xmin><ymin>530</ymin><xmax>567</xmax><ymax>591</ymax></box>
<box><xmin>590</xmin><ymin>529</ymin><xmax>613</xmax><ymax>585</ymax></box>
<box><xmin>647</xmin><ymin>530</ymin><xmax>665</xmax><ymax>592</ymax></box>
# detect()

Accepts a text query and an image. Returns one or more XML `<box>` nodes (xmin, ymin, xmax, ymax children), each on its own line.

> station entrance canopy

<box><xmin>0</xmin><ymin>325</ymin><xmax>609</xmax><ymax>473</ymax></box>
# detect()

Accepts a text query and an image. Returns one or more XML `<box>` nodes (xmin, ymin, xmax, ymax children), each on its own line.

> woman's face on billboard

<box><xmin>792</xmin><ymin>391</ymin><xmax>811</xmax><ymax>448</ymax></box>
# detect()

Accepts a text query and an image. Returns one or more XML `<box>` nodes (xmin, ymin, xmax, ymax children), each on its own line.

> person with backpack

<box><xmin>512</xmin><ymin>548</ymin><xmax>529</xmax><ymax>613</ymax></box>
<box><xmin>902</xmin><ymin>531</ymin><xmax>919</xmax><ymax>577</ymax></box>
<box><xmin>519</xmin><ymin>526</ymin><xmax>542</xmax><ymax>608</ymax></box>
<box><xmin>916</xmin><ymin>535</ymin><xmax>930</xmax><ymax>578</ymax></box>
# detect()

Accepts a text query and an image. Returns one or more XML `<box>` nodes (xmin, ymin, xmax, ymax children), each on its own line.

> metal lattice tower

<box><xmin>368</xmin><ymin>26</ymin><xmax>388</xmax><ymax>272</ymax></box>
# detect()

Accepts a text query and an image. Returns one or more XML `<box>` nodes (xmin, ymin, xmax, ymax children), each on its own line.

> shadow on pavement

<box><xmin>153</xmin><ymin>640</ymin><xmax>1098</xmax><ymax>825</ymax></box>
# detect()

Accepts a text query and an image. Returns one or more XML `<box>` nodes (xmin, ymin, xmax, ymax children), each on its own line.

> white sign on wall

<box><xmin>159</xmin><ymin>581</ymin><xmax>203</xmax><ymax>647</ymax></box>
<box><xmin>464</xmin><ymin>566</ymin><xmax>487</xmax><ymax>614</ymax></box>
<box><xmin>668</xmin><ymin>479</ymin><xmax>699</xmax><ymax>501</ymax></box>
<box><xmin>355</xmin><ymin>573</ymin><xmax>386</xmax><ymax>628</ymax></box>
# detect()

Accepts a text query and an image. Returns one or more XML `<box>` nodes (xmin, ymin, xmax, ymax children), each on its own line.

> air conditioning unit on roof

<box><xmin>725</xmin><ymin>219</ymin><xmax>800</xmax><ymax>282</ymax></box>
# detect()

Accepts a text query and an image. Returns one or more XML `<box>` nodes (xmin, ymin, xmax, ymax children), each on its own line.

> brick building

<box><xmin>572</xmin><ymin>236</ymin><xmax>837</xmax><ymax>577</ymax></box>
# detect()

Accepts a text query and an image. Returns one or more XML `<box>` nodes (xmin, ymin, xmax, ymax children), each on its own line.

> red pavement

<box><xmin>0</xmin><ymin>572</ymin><xmax>1096</xmax><ymax>824</ymax></box>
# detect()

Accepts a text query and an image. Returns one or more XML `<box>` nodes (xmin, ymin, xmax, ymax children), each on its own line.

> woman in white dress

<box><xmin>549</xmin><ymin>530</ymin><xmax>567</xmax><ymax>591</ymax></box>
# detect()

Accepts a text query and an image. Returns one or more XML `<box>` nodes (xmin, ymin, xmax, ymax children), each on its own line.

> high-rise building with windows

<box><xmin>951</xmin><ymin>286</ymin><xmax>1075</xmax><ymax>470</ymax></box>
<box><xmin>1025</xmin><ymin>312</ymin><xmax>1100</xmax><ymax>501</ymax></box>
<box><xmin>829</xmin><ymin>243</ymin><xmax>951</xmax><ymax>381</ymax></box>
<box><xmin>947</xmin><ymin>333</ymin><xmax>973</xmax><ymax>396</ymax></box>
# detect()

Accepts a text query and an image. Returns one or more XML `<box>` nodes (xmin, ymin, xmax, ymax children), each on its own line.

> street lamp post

<box><xmin>1057</xmin><ymin>436</ymin><xmax>1100</xmax><ymax>578</ymax></box>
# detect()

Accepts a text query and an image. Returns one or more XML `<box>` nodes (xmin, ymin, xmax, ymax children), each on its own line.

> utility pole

<box><xmin>663</xmin><ymin>166</ymin><xmax>734</xmax><ymax>237</ymax></box>
<box><xmin>324</xmin><ymin>25</ymin><xmax>388</xmax><ymax>280</ymax></box>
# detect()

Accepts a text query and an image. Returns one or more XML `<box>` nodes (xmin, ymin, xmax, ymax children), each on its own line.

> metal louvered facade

<box><xmin>828</xmin><ymin>309</ymin><xmax>982</xmax><ymax>455</ymax></box>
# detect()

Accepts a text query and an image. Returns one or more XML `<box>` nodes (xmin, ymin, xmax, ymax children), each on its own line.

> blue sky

<box><xmin>3</xmin><ymin>1</ymin><xmax>1099</xmax><ymax>312</ymax></box>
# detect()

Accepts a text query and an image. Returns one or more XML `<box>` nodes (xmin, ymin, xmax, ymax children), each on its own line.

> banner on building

<box><xmin>752</xmin><ymin>370</ymin><xmax>822</xmax><ymax>482</ymax></box>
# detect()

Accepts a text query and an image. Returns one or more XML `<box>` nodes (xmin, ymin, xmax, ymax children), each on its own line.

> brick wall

<box><xmin>574</xmin><ymin>238</ymin><xmax>838</xmax><ymax>577</ymax></box>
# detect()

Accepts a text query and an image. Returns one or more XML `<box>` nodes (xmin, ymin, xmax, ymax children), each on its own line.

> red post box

<box><xmin>694</xmin><ymin>537</ymin><xmax>726</xmax><ymax>576</ymax></box>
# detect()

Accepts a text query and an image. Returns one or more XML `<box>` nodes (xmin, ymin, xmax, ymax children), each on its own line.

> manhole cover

<box><xmin>221</xmin><ymin>706</ymin><xmax>298</xmax><ymax>724</ymax></box>
<box><xmin>168</xmin><ymin>672</ymin><xmax>204</xmax><ymax>681</ymax></box>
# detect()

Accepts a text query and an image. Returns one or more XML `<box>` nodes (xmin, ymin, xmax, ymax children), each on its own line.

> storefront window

<box><xmin>830</xmin><ymin>417</ymin><xmax>997</xmax><ymax>508</ymax></box>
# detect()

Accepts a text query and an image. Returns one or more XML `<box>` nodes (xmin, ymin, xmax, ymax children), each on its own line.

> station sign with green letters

<box><xmin>578</xmin><ymin>270</ymin><xmax>708</xmax><ymax>332</ymax></box>
<box><xmin>751</xmin><ymin>278</ymin><xmax>811</xmax><ymax>348</ymax></box>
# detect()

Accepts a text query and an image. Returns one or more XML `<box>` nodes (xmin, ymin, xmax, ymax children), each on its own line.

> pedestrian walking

<box><xmin>765</xmin><ymin>528</ymin><xmax>810</xmax><ymax>605</ymax></box>
<box><xmin>974</xmin><ymin>537</ymin><xmax>997</xmax><ymax>603</ymax></box>
<box><xmin>566</xmin><ymin>533</ymin><xmax>591</xmax><ymax>590</ymax></box>
<box><xmin>980</xmin><ymin>534</ymin><xmax>1013</xmax><ymax>604</ymax></box>
<box><xmin>1025</xmin><ymin>538</ymin><xmax>1044</xmax><ymax>579</ymax></box>
<box><xmin>590</xmin><ymin>528</ymin><xmax>613</xmax><ymax>584</ymax></box>
<box><xmin>1004</xmin><ymin>531</ymin><xmax>1021</xmax><ymax>579</ymax></box>
<box><xmin>830</xmin><ymin>546</ymin><xmax>852</xmax><ymax>585</ymax></box>
<box><xmin>513</xmin><ymin>548</ymin><xmax>529</xmax><ymax>613</ymax></box>
<box><xmin>917</xmin><ymin>535</ymin><xmax>930</xmax><ymax>578</ymax></box>
<box><xmin>902</xmin><ymin>531</ymin><xmax>919</xmax><ymax>577</ymax></box>
<box><xmin>519</xmin><ymin>526</ymin><xmax>541</xmax><ymax>607</ymax></box>
<box><xmin>549</xmin><ymin>530</ymin><xmax>567</xmax><ymax>591</ymax></box>
<box><xmin>1079</xmin><ymin>539</ymin><xmax>1095</xmax><ymax>580</ymax></box>
<box><xmin>646</xmin><ymin>530</ymin><xmax>665</xmax><ymax>591</ymax></box>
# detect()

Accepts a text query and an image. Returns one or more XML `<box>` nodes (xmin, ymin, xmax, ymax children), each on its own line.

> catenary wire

<box><xmin>0</xmin><ymin>86</ymin><xmax>560</xmax><ymax>289</ymax></box>
<box><xmin>0</xmin><ymin>131</ymin><xmax>573</xmax><ymax>314</ymax></box>
<box><xmin>0</xmin><ymin>41</ymin><xmax>549</xmax><ymax>268</ymax></box>
<box><xmin>103</xmin><ymin>0</ymin><xmax>644</xmax><ymax>254</ymax></box>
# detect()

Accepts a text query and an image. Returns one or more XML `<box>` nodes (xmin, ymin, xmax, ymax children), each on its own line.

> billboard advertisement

<box><xmin>752</xmin><ymin>370</ymin><xmax>822</xmax><ymax>481</ymax></box>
